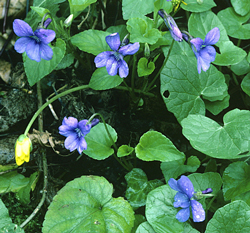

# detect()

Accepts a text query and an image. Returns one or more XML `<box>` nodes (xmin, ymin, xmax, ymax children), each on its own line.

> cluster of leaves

<box><xmin>1</xmin><ymin>0</ymin><xmax>250</xmax><ymax>232</ymax></box>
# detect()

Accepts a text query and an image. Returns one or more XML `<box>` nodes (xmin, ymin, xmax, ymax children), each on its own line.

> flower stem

<box><xmin>24</xmin><ymin>85</ymin><xmax>89</xmax><ymax>136</ymax></box>
<box><xmin>147</xmin><ymin>39</ymin><xmax>175</xmax><ymax>91</ymax></box>
<box><xmin>88</xmin><ymin>113</ymin><xmax>132</xmax><ymax>171</ymax></box>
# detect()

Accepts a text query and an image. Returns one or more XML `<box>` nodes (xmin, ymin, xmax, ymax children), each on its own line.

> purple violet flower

<box><xmin>13</xmin><ymin>19</ymin><xmax>56</xmax><ymax>62</ymax></box>
<box><xmin>94</xmin><ymin>33</ymin><xmax>140</xmax><ymax>78</ymax></box>
<box><xmin>59</xmin><ymin>117</ymin><xmax>99</xmax><ymax>154</ymax></box>
<box><xmin>158</xmin><ymin>9</ymin><xmax>183</xmax><ymax>42</ymax></box>
<box><xmin>190</xmin><ymin>27</ymin><xmax>220</xmax><ymax>74</ymax></box>
<box><xmin>168</xmin><ymin>175</ymin><xmax>205</xmax><ymax>222</ymax></box>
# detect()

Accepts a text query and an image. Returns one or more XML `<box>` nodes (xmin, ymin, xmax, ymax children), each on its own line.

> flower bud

<box><xmin>64</xmin><ymin>14</ymin><xmax>74</xmax><ymax>27</ymax></box>
<box><xmin>144</xmin><ymin>43</ymin><xmax>150</xmax><ymax>58</ymax></box>
<box><xmin>43</xmin><ymin>18</ymin><xmax>52</xmax><ymax>28</ymax></box>
<box><xmin>158</xmin><ymin>9</ymin><xmax>183</xmax><ymax>42</ymax></box>
<box><xmin>15</xmin><ymin>134</ymin><xmax>32</xmax><ymax>166</ymax></box>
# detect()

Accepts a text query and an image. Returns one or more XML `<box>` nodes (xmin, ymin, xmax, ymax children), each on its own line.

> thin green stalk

<box><xmin>24</xmin><ymin>85</ymin><xmax>89</xmax><ymax>135</ymax></box>
<box><xmin>131</xmin><ymin>54</ymin><xmax>137</xmax><ymax>96</ymax></box>
<box><xmin>147</xmin><ymin>39</ymin><xmax>175</xmax><ymax>91</ymax></box>
<box><xmin>20</xmin><ymin>149</ymin><xmax>48</xmax><ymax>228</ymax></box>
<box><xmin>88</xmin><ymin>113</ymin><xmax>132</xmax><ymax>171</ymax></box>
<box><xmin>115</xmin><ymin>85</ymin><xmax>155</xmax><ymax>97</ymax></box>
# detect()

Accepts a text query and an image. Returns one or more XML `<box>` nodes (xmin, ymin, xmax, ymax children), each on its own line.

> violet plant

<box><xmin>1</xmin><ymin>0</ymin><xmax>250</xmax><ymax>232</ymax></box>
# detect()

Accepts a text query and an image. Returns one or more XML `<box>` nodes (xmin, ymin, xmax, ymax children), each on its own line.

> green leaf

<box><xmin>117</xmin><ymin>145</ymin><xmax>134</xmax><ymax>158</ymax></box>
<box><xmin>43</xmin><ymin>176</ymin><xmax>134</xmax><ymax>232</ymax></box>
<box><xmin>132</xmin><ymin>215</ymin><xmax>146</xmax><ymax>233</ymax></box>
<box><xmin>189</xmin><ymin>172</ymin><xmax>222</xmax><ymax>196</ymax></box>
<box><xmin>181</xmin><ymin>0</ymin><xmax>216</xmax><ymax>12</ymax></box>
<box><xmin>135</xmin><ymin>131</ymin><xmax>185</xmax><ymax>162</ymax></box>
<box><xmin>125</xmin><ymin>168</ymin><xmax>163</xmax><ymax>208</ymax></box>
<box><xmin>71</xmin><ymin>30</ymin><xmax>110</xmax><ymax>55</ymax></box>
<box><xmin>188</xmin><ymin>11</ymin><xmax>247</xmax><ymax>66</ymax></box>
<box><xmin>89</xmin><ymin>67</ymin><xmax>123</xmax><ymax>90</ymax></box>
<box><xmin>24</xmin><ymin>38</ymin><xmax>66</xmax><ymax>86</ymax></box>
<box><xmin>218</xmin><ymin>7</ymin><xmax>250</xmax><ymax>40</ymax></box>
<box><xmin>55</xmin><ymin>53</ymin><xmax>75</xmax><ymax>70</ymax></box>
<box><xmin>25</xmin><ymin>0</ymin><xmax>65</xmax><ymax>29</ymax></box>
<box><xmin>146</xmin><ymin>185</ymin><xmax>197</xmax><ymax>233</ymax></box>
<box><xmin>222</xmin><ymin>161</ymin><xmax>250</xmax><ymax>201</ymax></box>
<box><xmin>127</xmin><ymin>17</ymin><xmax>162</xmax><ymax>44</ymax></box>
<box><xmin>136</xmin><ymin>222</ymin><xmax>156</xmax><ymax>233</ymax></box>
<box><xmin>0</xmin><ymin>224</ymin><xmax>25</xmax><ymax>233</ymax></box>
<box><xmin>0</xmin><ymin>171</ymin><xmax>29</xmax><ymax>194</ymax></box>
<box><xmin>17</xmin><ymin>172</ymin><xmax>39</xmax><ymax>204</ymax></box>
<box><xmin>203</xmin><ymin>94</ymin><xmax>230</xmax><ymax>115</ymax></box>
<box><xmin>161</xmin><ymin>42</ymin><xmax>228</xmax><ymax>122</ymax></box>
<box><xmin>68</xmin><ymin>0</ymin><xmax>97</xmax><ymax>18</ymax></box>
<box><xmin>232</xmin><ymin>190</ymin><xmax>250</xmax><ymax>206</ymax></box>
<box><xmin>0</xmin><ymin>199</ymin><xmax>25</xmax><ymax>232</ymax></box>
<box><xmin>30</xmin><ymin>6</ymin><xmax>50</xmax><ymax>17</ymax></box>
<box><xmin>181</xmin><ymin>109</ymin><xmax>250</xmax><ymax>159</ymax></box>
<box><xmin>231</xmin><ymin>0</ymin><xmax>250</xmax><ymax>16</ymax></box>
<box><xmin>154</xmin><ymin>0</ymin><xmax>173</xmax><ymax>17</ymax></box>
<box><xmin>84</xmin><ymin>123</ymin><xmax>117</xmax><ymax>160</ymax></box>
<box><xmin>137</xmin><ymin>58</ymin><xmax>155</xmax><ymax>77</ymax></box>
<box><xmin>231</xmin><ymin>57</ymin><xmax>250</xmax><ymax>75</ymax></box>
<box><xmin>205</xmin><ymin>200</ymin><xmax>250</xmax><ymax>233</ymax></box>
<box><xmin>161</xmin><ymin>156</ymin><xmax>200</xmax><ymax>182</ymax></box>
<box><xmin>122</xmin><ymin>0</ymin><xmax>155</xmax><ymax>20</ymax></box>
<box><xmin>241</xmin><ymin>73</ymin><xmax>250</xmax><ymax>96</ymax></box>
<box><xmin>0</xmin><ymin>199</ymin><xmax>12</xmax><ymax>227</ymax></box>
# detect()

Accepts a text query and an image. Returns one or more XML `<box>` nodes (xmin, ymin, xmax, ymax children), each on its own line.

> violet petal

<box><xmin>119</xmin><ymin>42</ymin><xmax>140</xmax><ymax>56</ymax></box>
<box><xmin>77</xmin><ymin>136</ymin><xmax>88</xmax><ymax>154</ymax></box>
<box><xmin>168</xmin><ymin>178</ymin><xmax>182</xmax><ymax>192</ymax></box>
<box><xmin>204</xmin><ymin>27</ymin><xmax>220</xmax><ymax>46</ymax></box>
<box><xmin>13</xmin><ymin>19</ymin><xmax>33</xmax><ymax>37</ymax></box>
<box><xmin>191</xmin><ymin>200</ymin><xmax>205</xmax><ymax>222</ymax></box>
<box><xmin>35</xmin><ymin>29</ymin><xmax>56</xmax><ymax>44</ymax></box>
<box><xmin>106</xmin><ymin>56</ymin><xmax>119</xmax><ymax>76</ymax></box>
<box><xmin>94</xmin><ymin>51</ymin><xmax>112</xmax><ymax>68</ymax></box>
<box><xmin>78</xmin><ymin>120</ymin><xmax>91</xmax><ymax>135</ymax></box>
<box><xmin>118</xmin><ymin>60</ymin><xmax>129</xmax><ymax>78</ymax></box>
<box><xmin>176</xmin><ymin>208</ymin><xmax>190</xmax><ymax>222</ymax></box>
<box><xmin>173</xmin><ymin>192</ymin><xmax>190</xmax><ymax>208</ymax></box>
<box><xmin>14</xmin><ymin>37</ymin><xmax>32</xmax><ymax>53</ymax></box>
<box><xmin>65</xmin><ymin>134</ymin><xmax>78</xmax><ymax>152</ymax></box>
<box><xmin>26</xmin><ymin>40</ymin><xmax>41</xmax><ymax>62</ymax></box>
<box><xmin>106</xmin><ymin>33</ymin><xmax>120</xmax><ymax>51</ymax></box>
<box><xmin>40</xmin><ymin>43</ymin><xmax>53</xmax><ymax>61</ymax></box>
<box><xmin>177</xmin><ymin>176</ymin><xmax>194</xmax><ymax>199</ymax></box>
<box><xmin>190</xmin><ymin>37</ymin><xmax>203</xmax><ymax>52</ymax></box>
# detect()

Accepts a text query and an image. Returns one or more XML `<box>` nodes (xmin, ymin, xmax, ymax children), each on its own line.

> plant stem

<box><xmin>115</xmin><ymin>85</ymin><xmax>155</xmax><ymax>97</ymax></box>
<box><xmin>24</xmin><ymin>85</ymin><xmax>89</xmax><ymax>135</ymax></box>
<box><xmin>20</xmin><ymin>149</ymin><xmax>48</xmax><ymax>228</ymax></box>
<box><xmin>147</xmin><ymin>39</ymin><xmax>175</xmax><ymax>91</ymax></box>
<box><xmin>88</xmin><ymin>113</ymin><xmax>131</xmax><ymax>171</ymax></box>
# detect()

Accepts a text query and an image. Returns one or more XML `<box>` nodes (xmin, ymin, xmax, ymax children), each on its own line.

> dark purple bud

<box><xmin>158</xmin><ymin>9</ymin><xmax>182</xmax><ymax>42</ymax></box>
<box><xmin>91</xmin><ymin>118</ymin><xmax>99</xmax><ymax>127</ymax></box>
<box><xmin>202</xmin><ymin>188</ymin><xmax>213</xmax><ymax>194</ymax></box>
<box><xmin>121</xmin><ymin>34</ymin><xmax>129</xmax><ymax>47</ymax></box>
<box><xmin>182</xmin><ymin>32</ymin><xmax>189</xmax><ymax>42</ymax></box>
<box><xmin>158</xmin><ymin>9</ymin><xmax>165</xmax><ymax>19</ymax></box>
<box><xmin>44</xmin><ymin>18</ymin><xmax>52</xmax><ymax>28</ymax></box>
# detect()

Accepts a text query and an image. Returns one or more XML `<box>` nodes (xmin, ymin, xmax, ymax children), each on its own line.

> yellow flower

<box><xmin>171</xmin><ymin>0</ymin><xmax>187</xmax><ymax>12</ymax></box>
<box><xmin>15</xmin><ymin>134</ymin><xmax>32</xmax><ymax>166</ymax></box>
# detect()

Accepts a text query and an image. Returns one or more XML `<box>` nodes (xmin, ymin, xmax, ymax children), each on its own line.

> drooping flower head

<box><xmin>94</xmin><ymin>33</ymin><xmax>140</xmax><ymax>78</ymax></box>
<box><xmin>190</xmin><ymin>27</ymin><xmax>220</xmax><ymax>74</ymax></box>
<box><xmin>15</xmin><ymin>134</ymin><xmax>32</xmax><ymax>166</ymax></box>
<box><xmin>168</xmin><ymin>175</ymin><xmax>206</xmax><ymax>222</ymax></box>
<box><xmin>13</xmin><ymin>18</ymin><xmax>56</xmax><ymax>62</ymax></box>
<box><xmin>59</xmin><ymin>117</ymin><xmax>99</xmax><ymax>154</ymax></box>
<box><xmin>158</xmin><ymin>9</ymin><xmax>183</xmax><ymax>42</ymax></box>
